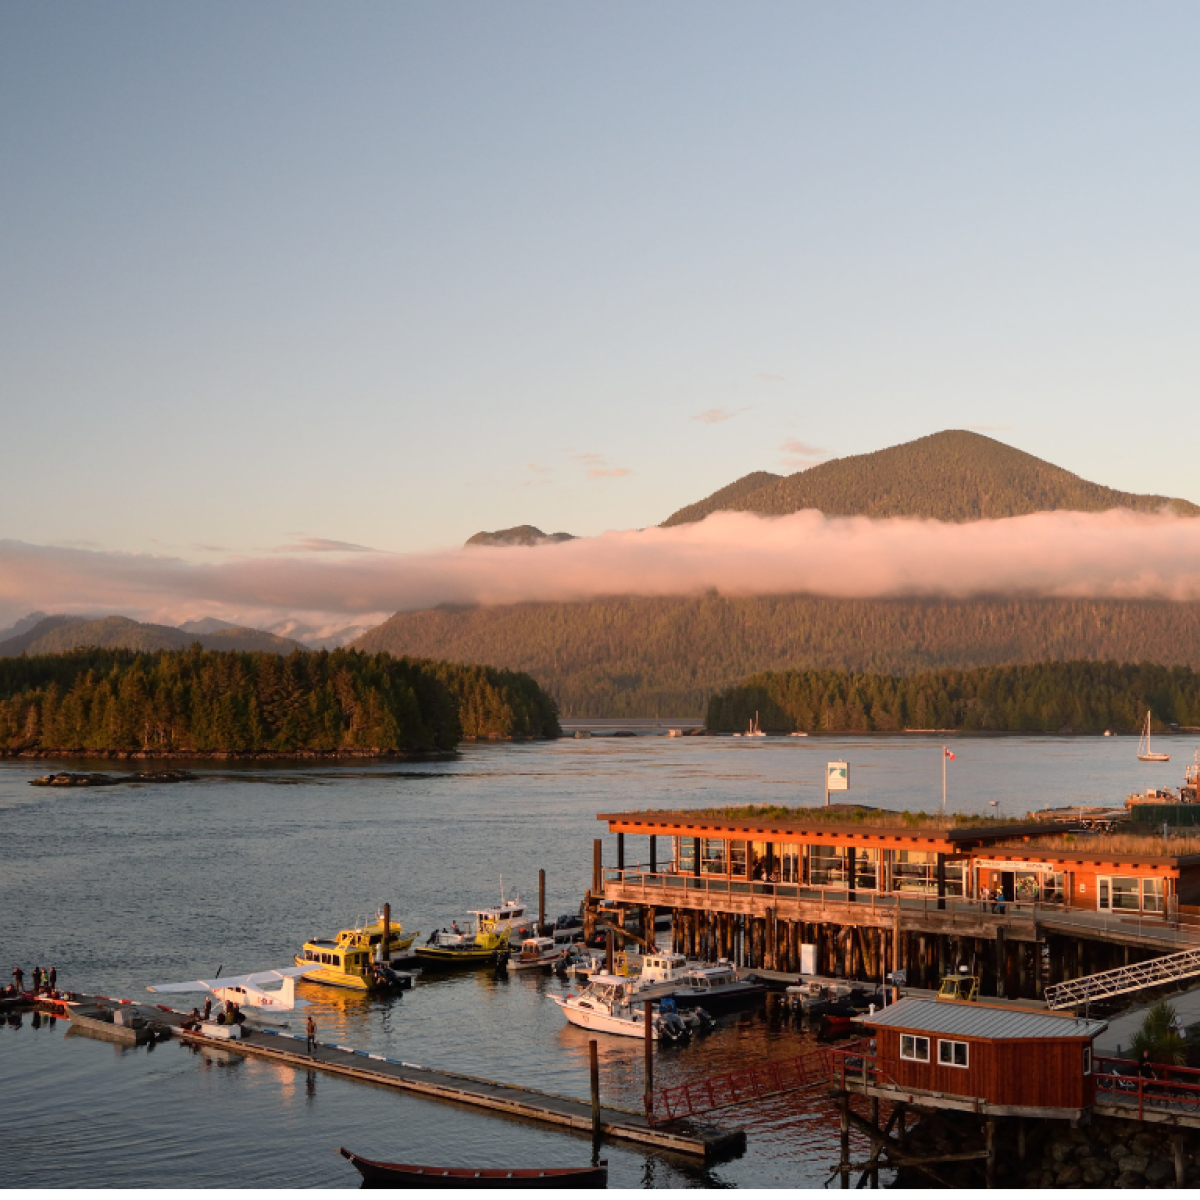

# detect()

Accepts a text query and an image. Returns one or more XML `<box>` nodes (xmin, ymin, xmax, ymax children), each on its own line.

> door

<box><xmin>1001</xmin><ymin>872</ymin><xmax>1016</xmax><ymax>902</ymax></box>
<box><xmin>1097</xmin><ymin>877</ymin><xmax>1111</xmax><ymax>911</ymax></box>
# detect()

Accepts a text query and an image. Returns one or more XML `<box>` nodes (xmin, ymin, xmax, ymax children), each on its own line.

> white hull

<box><xmin>506</xmin><ymin>951</ymin><xmax>565</xmax><ymax>971</ymax></box>
<box><xmin>549</xmin><ymin>995</ymin><xmax>659</xmax><ymax>1039</ymax></box>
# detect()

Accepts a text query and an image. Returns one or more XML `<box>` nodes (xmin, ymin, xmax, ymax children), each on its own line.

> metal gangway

<box><xmin>1045</xmin><ymin>945</ymin><xmax>1200</xmax><ymax>1009</ymax></box>
<box><xmin>648</xmin><ymin>1047</ymin><xmax>830</xmax><ymax>1124</ymax></box>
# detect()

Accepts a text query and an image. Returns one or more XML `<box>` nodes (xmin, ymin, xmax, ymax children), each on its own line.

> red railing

<box><xmin>1096</xmin><ymin>1056</ymin><xmax>1200</xmax><ymax>1121</ymax></box>
<box><xmin>649</xmin><ymin>1048</ymin><xmax>831</xmax><ymax>1124</ymax></box>
<box><xmin>828</xmin><ymin>1038</ymin><xmax>902</xmax><ymax>1091</ymax></box>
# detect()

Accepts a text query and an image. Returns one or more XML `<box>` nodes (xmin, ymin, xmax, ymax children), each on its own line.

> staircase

<box><xmin>1045</xmin><ymin>945</ymin><xmax>1200</xmax><ymax>1009</ymax></box>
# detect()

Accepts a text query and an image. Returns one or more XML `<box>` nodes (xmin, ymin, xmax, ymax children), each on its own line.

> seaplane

<box><xmin>146</xmin><ymin>965</ymin><xmax>318</xmax><ymax>1025</ymax></box>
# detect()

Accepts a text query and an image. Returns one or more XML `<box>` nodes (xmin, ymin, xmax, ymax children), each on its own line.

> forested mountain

<box><xmin>465</xmin><ymin>525</ymin><xmax>577</xmax><ymax>547</ymax></box>
<box><xmin>0</xmin><ymin>615</ymin><xmax>304</xmax><ymax>657</ymax></box>
<box><xmin>353</xmin><ymin>594</ymin><xmax>1200</xmax><ymax>718</ymax></box>
<box><xmin>662</xmin><ymin>431</ymin><xmax>1199</xmax><ymax>525</ymax></box>
<box><xmin>0</xmin><ymin>648</ymin><xmax>559</xmax><ymax>756</ymax></box>
<box><xmin>706</xmin><ymin>661</ymin><xmax>1200</xmax><ymax>734</ymax></box>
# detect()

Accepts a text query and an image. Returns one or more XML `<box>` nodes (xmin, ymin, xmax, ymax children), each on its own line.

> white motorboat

<box><xmin>625</xmin><ymin>951</ymin><xmax>692</xmax><ymax>999</ymax></box>
<box><xmin>506</xmin><ymin>937</ymin><xmax>565</xmax><ymax>971</ymax></box>
<box><xmin>548</xmin><ymin>974</ymin><xmax>690</xmax><ymax>1042</ymax></box>
<box><xmin>670</xmin><ymin>962</ymin><xmax>767</xmax><ymax>1011</ymax></box>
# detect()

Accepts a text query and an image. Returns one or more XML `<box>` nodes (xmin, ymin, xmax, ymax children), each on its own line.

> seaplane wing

<box><xmin>147</xmin><ymin>965</ymin><xmax>317</xmax><ymax>1001</ymax></box>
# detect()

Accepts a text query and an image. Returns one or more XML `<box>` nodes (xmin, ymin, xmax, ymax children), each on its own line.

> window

<box><xmin>1082</xmin><ymin>1046</ymin><xmax>1092</xmax><ymax>1076</ymax></box>
<box><xmin>678</xmin><ymin>838</ymin><xmax>697</xmax><ymax>874</ymax></box>
<box><xmin>702</xmin><ymin>838</ymin><xmax>728</xmax><ymax>875</ymax></box>
<box><xmin>900</xmin><ymin>1035</ymin><xmax>930</xmax><ymax>1063</ymax></box>
<box><xmin>1111</xmin><ymin>876</ymin><xmax>1140</xmax><ymax>911</ymax></box>
<box><xmin>780</xmin><ymin>843</ymin><xmax>801</xmax><ymax>884</ymax></box>
<box><xmin>808</xmin><ymin>844</ymin><xmax>845</xmax><ymax>888</ymax></box>
<box><xmin>854</xmin><ymin>847</ymin><xmax>879</xmax><ymax>891</ymax></box>
<box><xmin>1143</xmin><ymin>878</ymin><xmax>1165</xmax><ymax>914</ymax></box>
<box><xmin>937</xmin><ymin>1039</ymin><xmax>969</xmax><ymax>1068</ymax></box>
<box><xmin>730</xmin><ymin>840</ymin><xmax>748</xmax><ymax>878</ymax></box>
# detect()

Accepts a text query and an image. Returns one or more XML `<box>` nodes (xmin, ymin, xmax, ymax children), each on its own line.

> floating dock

<box><xmin>175</xmin><ymin>1025</ymin><xmax>745</xmax><ymax>1161</ymax></box>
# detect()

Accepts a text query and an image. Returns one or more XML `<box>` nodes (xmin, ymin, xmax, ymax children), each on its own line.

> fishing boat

<box><xmin>669</xmin><ymin>962</ymin><xmax>766</xmax><ymax>1011</ymax></box>
<box><xmin>623</xmin><ymin>951</ymin><xmax>691</xmax><ymax>999</ymax></box>
<box><xmin>1138</xmin><ymin>711</ymin><xmax>1171</xmax><ymax>762</ymax></box>
<box><xmin>506</xmin><ymin>937</ymin><xmax>566</xmax><ymax>971</ymax></box>
<box><xmin>338</xmin><ymin>1148</ymin><xmax>608</xmax><ymax>1189</ymax></box>
<box><xmin>548</xmin><ymin>974</ymin><xmax>690</xmax><ymax>1041</ymax></box>
<box><xmin>295</xmin><ymin>908</ymin><xmax>418</xmax><ymax>991</ymax></box>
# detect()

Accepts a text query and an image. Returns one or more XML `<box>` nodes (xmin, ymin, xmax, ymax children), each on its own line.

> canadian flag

<box><xmin>944</xmin><ymin>749</ymin><xmax>956</xmax><ymax>760</ymax></box>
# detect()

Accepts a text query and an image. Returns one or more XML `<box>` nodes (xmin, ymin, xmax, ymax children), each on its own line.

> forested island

<box><xmin>0</xmin><ymin>647</ymin><xmax>560</xmax><ymax>757</ymax></box>
<box><xmin>705</xmin><ymin>661</ymin><xmax>1200</xmax><ymax>734</ymax></box>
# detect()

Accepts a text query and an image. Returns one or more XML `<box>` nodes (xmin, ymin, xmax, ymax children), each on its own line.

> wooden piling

<box><xmin>382</xmin><ymin>903</ymin><xmax>391</xmax><ymax>962</ymax></box>
<box><xmin>593</xmin><ymin>839</ymin><xmax>603</xmax><ymax>892</ymax></box>
<box><xmin>985</xmin><ymin>1116</ymin><xmax>995</xmax><ymax>1188</ymax></box>
<box><xmin>590</xmin><ymin>1039</ymin><xmax>602</xmax><ymax>1158</ymax></box>
<box><xmin>839</xmin><ymin>1091</ymin><xmax>850</xmax><ymax>1189</ymax></box>
<box><xmin>644</xmin><ymin>1000</ymin><xmax>654</xmax><ymax>1116</ymax></box>
<box><xmin>538</xmin><ymin>869</ymin><xmax>546</xmax><ymax>935</ymax></box>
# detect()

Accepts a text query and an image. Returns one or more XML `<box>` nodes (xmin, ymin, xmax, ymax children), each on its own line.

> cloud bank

<box><xmin>5</xmin><ymin>509</ymin><xmax>1200</xmax><ymax>634</ymax></box>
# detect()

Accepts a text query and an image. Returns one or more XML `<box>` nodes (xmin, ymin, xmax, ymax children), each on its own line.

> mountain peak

<box><xmin>662</xmin><ymin>430</ymin><xmax>1199</xmax><ymax>526</ymax></box>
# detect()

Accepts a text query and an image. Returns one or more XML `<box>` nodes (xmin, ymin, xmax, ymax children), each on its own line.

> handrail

<box><xmin>1095</xmin><ymin>1055</ymin><xmax>1200</xmax><ymax>1121</ymax></box>
<box><xmin>602</xmin><ymin>867</ymin><xmax>1197</xmax><ymax>942</ymax></box>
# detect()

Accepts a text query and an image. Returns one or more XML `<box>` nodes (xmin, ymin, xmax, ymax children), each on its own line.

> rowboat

<box><xmin>338</xmin><ymin>1148</ymin><xmax>608</xmax><ymax>1188</ymax></box>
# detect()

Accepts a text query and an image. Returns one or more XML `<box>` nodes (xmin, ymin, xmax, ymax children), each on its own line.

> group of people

<box><xmin>9</xmin><ymin>965</ymin><xmax>58</xmax><ymax>998</ymax></box>
<box><xmin>978</xmin><ymin>887</ymin><xmax>1008</xmax><ymax>915</ymax></box>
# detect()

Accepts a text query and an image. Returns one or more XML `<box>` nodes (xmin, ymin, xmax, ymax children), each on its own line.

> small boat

<box><xmin>415</xmin><ymin>895</ymin><xmax>527</xmax><ymax>969</ymax></box>
<box><xmin>623</xmin><ymin>951</ymin><xmax>692</xmax><ymax>1000</ymax></box>
<box><xmin>506</xmin><ymin>937</ymin><xmax>566</xmax><ymax>972</ymax></box>
<box><xmin>548</xmin><ymin>974</ymin><xmax>690</xmax><ymax>1041</ymax></box>
<box><xmin>339</xmin><ymin>1148</ymin><xmax>608</xmax><ymax>1189</ymax></box>
<box><xmin>1138</xmin><ymin>711</ymin><xmax>1171</xmax><ymax>762</ymax></box>
<box><xmin>669</xmin><ymin>962</ymin><xmax>766</xmax><ymax>1011</ymax></box>
<box><xmin>746</xmin><ymin>711</ymin><xmax>767</xmax><ymax>737</ymax></box>
<box><xmin>295</xmin><ymin>909</ymin><xmax>419</xmax><ymax>992</ymax></box>
<box><xmin>66</xmin><ymin>1004</ymin><xmax>168</xmax><ymax>1046</ymax></box>
<box><xmin>562</xmin><ymin>949</ymin><xmax>607</xmax><ymax>979</ymax></box>
<box><xmin>551</xmin><ymin>912</ymin><xmax>584</xmax><ymax>947</ymax></box>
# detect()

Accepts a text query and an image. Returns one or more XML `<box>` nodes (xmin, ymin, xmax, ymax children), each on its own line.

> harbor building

<box><xmin>589</xmin><ymin>808</ymin><xmax>1200</xmax><ymax>999</ymax></box>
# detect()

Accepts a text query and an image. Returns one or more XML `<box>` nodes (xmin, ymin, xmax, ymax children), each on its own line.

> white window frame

<box><xmin>900</xmin><ymin>1034</ymin><xmax>930</xmax><ymax>1063</ymax></box>
<box><xmin>937</xmin><ymin>1038</ymin><xmax>969</xmax><ymax>1069</ymax></box>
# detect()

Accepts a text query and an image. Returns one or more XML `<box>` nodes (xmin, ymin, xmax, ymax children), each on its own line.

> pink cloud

<box><xmin>587</xmin><ymin>467</ymin><xmax>632</xmax><ymax>479</ymax></box>
<box><xmin>692</xmin><ymin>407</ymin><xmax>747</xmax><ymax>424</ymax></box>
<box><xmin>6</xmin><ymin>510</ymin><xmax>1200</xmax><ymax>634</ymax></box>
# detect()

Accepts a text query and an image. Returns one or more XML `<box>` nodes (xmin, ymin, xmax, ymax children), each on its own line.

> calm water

<box><xmin>0</xmin><ymin>734</ymin><xmax>1183</xmax><ymax>1187</ymax></box>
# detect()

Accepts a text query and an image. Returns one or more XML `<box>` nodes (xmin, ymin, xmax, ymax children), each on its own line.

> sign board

<box><xmin>826</xmin><ymin>761</ymin><xmax>849</xmax><ymax>792</ymax></box>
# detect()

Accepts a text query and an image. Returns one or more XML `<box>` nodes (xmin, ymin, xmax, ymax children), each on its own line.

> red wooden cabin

<box><xmin>857</xmin><ymin>997</ymin><xmax>1107</xmax><ymax>1114</ymax></box>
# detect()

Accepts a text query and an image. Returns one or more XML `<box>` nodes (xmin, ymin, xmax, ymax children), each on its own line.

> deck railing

<box><xmin>1095</xmin><ymin>1056</ymin><xmax>1200</xmax><ymax>1121</ymax></box>
<box><xmin>603</xmin><ymin>868</ymin><xmax>1198</xmax><ymax>944</ymax></box>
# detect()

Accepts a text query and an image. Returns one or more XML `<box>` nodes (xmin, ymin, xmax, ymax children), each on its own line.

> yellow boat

<box><xmin>295</xmin><ymin>909</ymin><xmax>419</xmax><ymax>992</ymax></box>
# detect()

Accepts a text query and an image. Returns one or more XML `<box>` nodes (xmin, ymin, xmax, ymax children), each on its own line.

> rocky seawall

<box><xmin>897</xmin><ymin>1109</ymin><xmax>1197</xmax><ymax>1189</ymax></box>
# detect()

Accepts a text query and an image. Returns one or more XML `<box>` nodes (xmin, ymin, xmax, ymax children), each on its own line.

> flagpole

<box><xmin>942</xmin><ymin>745</ymin><xmax>946</xmax><ymax>812</ymax></box>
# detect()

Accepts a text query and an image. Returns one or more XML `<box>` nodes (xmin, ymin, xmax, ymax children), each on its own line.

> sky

<box><xmin>4</xmin><ymin>3</ymin><xmax>1200</xmax><ymax>630</ymax></box>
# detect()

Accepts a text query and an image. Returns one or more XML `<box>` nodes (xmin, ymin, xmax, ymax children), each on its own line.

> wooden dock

<box><xmin>174</xmin><ymin>1025</ymin><xmax>745</xmax><ymax>1162</ymax></box>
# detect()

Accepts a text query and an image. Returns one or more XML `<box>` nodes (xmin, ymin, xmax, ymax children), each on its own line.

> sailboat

<box><xmin>746</xmin><ymin>711</ymin><xmax>766</xmax><ymax>738</ymax></box>
<box><xmin>1137</xmin><ymin>711</ymin><xmax>1171</xmax><ymax>762</ymax></box>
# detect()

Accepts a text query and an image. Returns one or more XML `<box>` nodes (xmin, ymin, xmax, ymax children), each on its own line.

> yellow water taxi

<box><xmin>295</xmin><ymin>908</ymin><xmax>419</xmax><ymax>992</ymax></box>
<box><xmin>414</xmin><ymin>895</ymin><xmax>531</xmax><ymax>970</ymax></box>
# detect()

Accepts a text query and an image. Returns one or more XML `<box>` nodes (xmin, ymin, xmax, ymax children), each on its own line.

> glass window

<box><xmin>1043</xmin><ymin>872</ymin><xmax>1065</xmax><ymax>904</ymax></box>
<box><xmin>780</xmin><ymin>843</ymin><xmax>801</xmax><ymax>884</ymax></box>
<box><xmin>938</xmin><ymin>1039</ymin><xmax>968</xmax><ymax>1068</ymax></box>
<box><xmin>730</xmin><ymin>840</ymin><xmax>748</xmax><ymax>878</ymax></box>
<box><xmin>1143</xmin><ymin>877</ymin><xmax>1165</xmax><ymax>913</ymax></box>
<box><xmin>678</xmin><ymin>838</ymin><xmax>696</xmax><ymax>874</ymax></box>
<box><xmin>750</xmin><ymin>841</ymin><xmax>771</xmax><ymax>881</ymax></box>
<box><xmin>1111</xmin><ymin>876</ymin><xmax>1140</xmax><ymax>911</ymax></box>
<box><xmin>900</xmin><ymin>1034</ymin><xmax>930</xmax><ymax>1063</ymax></box>
<box><xmin>701</xmin><ymin>838</ymin><xmax>728</xmax><ymax>875</ymax></box>
<box><xmin>853</xmin><ymin>847</ymin><xmax>879</xmax><ymax>891</ymax></box>
<box><xmin>893</xmin><ymin>850</ymin><xmax>935</xmax><ymax>894</ymax></box>
<box><xmin>808</xmin><ymin>844</ymin><xmax>846</xmax><ymax>888</ymax></box>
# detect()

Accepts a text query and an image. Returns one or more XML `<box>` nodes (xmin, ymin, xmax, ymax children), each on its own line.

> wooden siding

<box><xmin>876</xmin><ymin>1027</ymin><xmax>1093</xmax><ymax>1109</ymax></box>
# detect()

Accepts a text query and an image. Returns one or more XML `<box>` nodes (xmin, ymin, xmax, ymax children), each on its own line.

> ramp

<box><xmin>1045</xmin><ymin>946</ymin><xmax>1200</xmax><ymax>1009</ymax></box>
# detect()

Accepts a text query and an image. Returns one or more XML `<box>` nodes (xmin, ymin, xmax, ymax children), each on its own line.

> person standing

<box><xmin>306</xmin><ymin>1013</ymin><xmax>317</xmax><ymax>1058</ymax></box>
<box><xmin>202</xmin><ymin>996</ymin><xmax>212</xmax><ymax>1022</ymax></box>
<box><xmin>12</xmin><ymin>966</ymin><xmax>24</xmax><ymax>994</ymax></box>
<box><xmin>48</xmin><ymin>966</ymin><xmax>57</xmax><ymax>993</ymax></box>
<box><xmin>32</xmin><ymin>966</ymin><xmax>42</xmax><ymax>995</ymax></box>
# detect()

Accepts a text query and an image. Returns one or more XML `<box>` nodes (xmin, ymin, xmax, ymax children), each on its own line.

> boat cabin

<box><xmin>858</xmin><ymin>997</ymin><xmax>1107</xmax><ymax>1114</ymax></box>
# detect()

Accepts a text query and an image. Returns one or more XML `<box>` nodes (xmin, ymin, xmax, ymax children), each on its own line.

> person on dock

<box><xmin>12</xmin><ymin>966</ymin><xmax>23</xmax><ymax>994</ymax></box>
<box><xmin>48</xmin><ymin>966</ymin><xmax>56</xmax><ymax>993</ymax></box>
<box><xmin>32</xmin><ymin>967</ymin><xmax>42</xmax><ymax>995</ymax></box>
<box><xmin>306</xmin><ymin>1013</ymin><xmax>317</xmax><ymax>1058</ymax></box>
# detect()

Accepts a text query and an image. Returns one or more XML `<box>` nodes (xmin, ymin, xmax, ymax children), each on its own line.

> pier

<box><xmin>32</xmin><ymin>991</ymin><xmax>743</xmax><ymax>1160</ymax></box>
<box><xmin>173</xmin><ymin>1025</ymin><xmax>744</xmax><ymax>1161</ymax></box>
